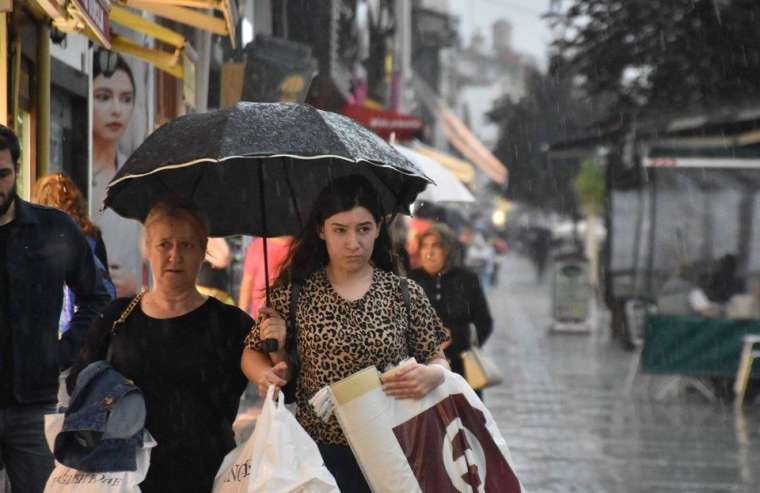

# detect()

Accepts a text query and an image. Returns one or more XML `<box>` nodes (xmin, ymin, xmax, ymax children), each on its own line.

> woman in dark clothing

<box><xmin>409</xmin><ymin>223</ymin><xmax>493</xmax><ymax>388</ymax></box>
<box><xmin>69</xmin><ymin>201</ymin><xmax>252</xmax><ymax>493</ymax></box>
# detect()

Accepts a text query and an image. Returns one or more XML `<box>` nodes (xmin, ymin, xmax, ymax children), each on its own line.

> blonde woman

<box><xmin>69</xmin><ymin>201</ymin><xmax>252</xmax><ymax>493</ymax></box>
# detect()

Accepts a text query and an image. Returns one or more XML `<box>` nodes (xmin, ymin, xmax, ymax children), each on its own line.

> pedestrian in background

<box><xmin>0</xmin><ymin>125</ymin><xmax>112</xmax><ymax>492</ymax></box>
<box><xmin>409</xmin><ymin>222</ymin><xmax>493</xmax><ymax>396</ymax></box>
<box><xmin>241</xmin><ymin>175</ymin><xmax>449</xmax><ymax>493</ymax></box>
<box><xmin>33</xmin><ymin>172</ymin><xmax>116</xmax><ymax>333</ymax></box>
<box><xmin>238</xmin><ymin>235</ymin><xmax>292</xmax><ymax>318</ymax></box>
<box><xmin>69</xmin><ymin>201</ymin><xmax>251</xmax><ymax>493</ymax></box>
<box><xmin>197</xmin><ymin>236</ymin><xmax>235</xmax><ymax>304</ymax></box>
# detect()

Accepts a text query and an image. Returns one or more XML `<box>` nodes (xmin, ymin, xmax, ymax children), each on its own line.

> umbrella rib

<box><xmin>282</xmin><ymin>157</ymin><xmax>303</xmax><ymax>230</ymax></box>
<box><xmin>189</xmin><ymin>164</ymin><xmax>206</xmax><ymax>203</ymax></box>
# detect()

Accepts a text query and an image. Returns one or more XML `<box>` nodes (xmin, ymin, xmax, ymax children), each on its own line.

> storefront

<box><xmin>49</xmin><ymin>33</ymin><xmax>90</xmax><ymax>196</ymax></box>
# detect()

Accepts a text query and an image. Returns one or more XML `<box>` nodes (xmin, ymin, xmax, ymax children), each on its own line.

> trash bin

<box><xmin>551</xmin><ymin>252</ymin><xmax>593</xmax><ymax>332</ymax></box>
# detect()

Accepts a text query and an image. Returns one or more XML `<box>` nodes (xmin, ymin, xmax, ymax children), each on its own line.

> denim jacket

<box><xmin>55</xmin><ymin>360</ymin><xmax>146</xmax><ymax>472</ymax></box>
<box><xmin>5</xmin><ymin>198</ymin><xmax>112</xmax><ymax>404</ymax></box>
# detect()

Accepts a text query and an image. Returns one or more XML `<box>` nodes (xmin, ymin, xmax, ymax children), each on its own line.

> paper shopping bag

<box><xmin>213</xmin><ymin>386</ymin><xmax>338</xmax><ymax>493</ymax></box>
<box><xmin>310</xmin><ymin>361</ymin><xmax>523</xmax><ymax>493</ymax></box>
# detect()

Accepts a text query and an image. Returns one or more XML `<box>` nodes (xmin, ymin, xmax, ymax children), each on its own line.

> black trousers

<box><xmin>317</xmin><ymin>442</ymin><xmax>371</xmax><ymax>493</ymax></box>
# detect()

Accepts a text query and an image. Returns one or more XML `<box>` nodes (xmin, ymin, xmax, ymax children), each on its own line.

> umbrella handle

<box><xmin>263</xmin><ymin>338</ymin><xmax>278</xmax><ymax>353</ymax></box>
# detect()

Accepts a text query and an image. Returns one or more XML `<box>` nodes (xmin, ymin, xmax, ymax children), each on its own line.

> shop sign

<box><xmin>72</xmin><ymin>0</ymin><xmax>110</xmax><ymax>44</ymax></box>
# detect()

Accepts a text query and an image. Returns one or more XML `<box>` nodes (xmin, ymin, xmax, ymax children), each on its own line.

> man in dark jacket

<box><xmin>0</xmin><ymin>124</ymin><xmax>112</xmax><ymax>492</ymax></box>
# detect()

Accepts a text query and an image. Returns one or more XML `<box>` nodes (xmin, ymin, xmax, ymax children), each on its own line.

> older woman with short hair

<box><xmin>408</xmin><ymin>223</ymin><xmax>493</xmax><ymax>391</ymax></box>
<box><xmin>69</xmin><ymin>201</ymin><xmax>252</xmax><ymax>493</ymax></box>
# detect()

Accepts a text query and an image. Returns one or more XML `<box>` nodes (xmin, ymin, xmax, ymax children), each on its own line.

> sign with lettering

<box><xmin>72</xmin><ymin>0</ymin><xmax>110</xmax><ymax>45</ymax></box>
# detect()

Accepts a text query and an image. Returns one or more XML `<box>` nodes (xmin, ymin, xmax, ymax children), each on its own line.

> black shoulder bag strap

<box><xmin>105</xmin><ymin>290</ymin><xmax>145</xmax><ymax>363</ymax></box>
<box><xmin>400</xmin><ymin>277</ymin><xmax>411</xmax><ymax>322</ymax></box>
<box><xmin>282</xmin><ymin>281</ymin><xmax>302</xmax><ymax>403</ymax></box>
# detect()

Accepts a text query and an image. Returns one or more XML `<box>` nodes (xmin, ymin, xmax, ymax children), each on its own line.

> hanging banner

<box><xmin>90</xmin><ymin>47</ymin><xmax>148</xmax><ymax>298</ymax></box>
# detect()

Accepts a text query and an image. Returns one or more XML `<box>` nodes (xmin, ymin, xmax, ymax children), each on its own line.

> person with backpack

<box><xmin>241</xmin><ymin>175</ymin><xmax>450</xmax><ymax>493</ymax></box>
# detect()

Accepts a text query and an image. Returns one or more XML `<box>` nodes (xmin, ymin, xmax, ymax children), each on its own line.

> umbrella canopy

<box><xmin>105</xmin><ymin>102</ymin><xmax>432</xmax><ymax>237</ymax></box>
<box><xmin>392</xmin><ymin>144</ymin><xmax>475</xmax><ymax>203</ymax></box>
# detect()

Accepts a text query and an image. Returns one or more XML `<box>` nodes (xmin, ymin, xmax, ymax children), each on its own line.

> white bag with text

<box><xmin>43</xmin><ymin>413</ymin><xmax>156</xmax><ymax>493</ymax></box>
<box><xmin>213</xmin><ymin>386</ymin><xmax>338</xmax><ymax>493</ymax></box>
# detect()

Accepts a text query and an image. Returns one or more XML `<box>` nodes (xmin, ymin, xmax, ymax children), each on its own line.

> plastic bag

<box><xmin>213</xmin><ymin>386</ymin><xmax>338</xmax><ymax>493</ymax></box>
<box><xmin>310</xmin><ymin>359</ymin><xmax>523</xmax><ymax>493</ymax></box>
<box><xmin>43</xmin><ymin>414</ymin><xmax>156</xmax><ymax>493</ymax></box>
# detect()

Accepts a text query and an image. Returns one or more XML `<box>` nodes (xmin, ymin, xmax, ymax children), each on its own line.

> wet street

<box><xmin>486</xmin><ymin>253</ymin><xmax>760</xmax><ymax>493</ymax></box>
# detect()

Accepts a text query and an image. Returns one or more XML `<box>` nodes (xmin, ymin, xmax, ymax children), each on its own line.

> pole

<box><xmin>258</xmin><ymin>162</ymin><xmax>277</xmax><ymax>353</ymax></box>
<box><xmin>36</xmin><ymin>24</ymin><xmax>50</xmax><ymax>177</ymax></box>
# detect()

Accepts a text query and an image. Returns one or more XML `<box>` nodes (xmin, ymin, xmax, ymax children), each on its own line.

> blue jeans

<box><xmin>0</xmin><ymin>403</ymin><xmax>56</xmax><ymax>493</ymax></box>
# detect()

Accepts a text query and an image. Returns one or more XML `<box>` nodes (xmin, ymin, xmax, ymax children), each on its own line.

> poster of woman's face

<box><xmin>92</xmin><ymin>69</ymin><xmax>135</xmax><ymax>144</ymax></box>
<box><xmin>90</xmin><ymin>49</ymin><xmax>145</xmax><ymax>297</ymax></box>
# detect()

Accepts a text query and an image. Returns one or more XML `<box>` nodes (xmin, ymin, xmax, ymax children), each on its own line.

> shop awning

<box><xmin>342</xmin><ymin>102</ymin><xmax>423</xmax><ymax>141</ymax></box>
<box><xmin>438</xmin><ymin>107</ymin><xmax>508</xmax><ymax>185</ymax></box>
<box><xmin>33</xmin><ymin>0</ymin><xmax>112</xmax><ymax>48</ymax></box>
<box><xmin>115</xmin><ymin>0</ymin><xmax>238</xmax><ymax>46</ymax></box>
<box><xmin>413</xmin><ymin>74</ymin><xmax>508</xmax><ymax>186</ymax></box>
<box><xmin>109</xmin><ymin>5</ymin><xmax>186</xmax><ymax>78</ymax></box>
<box><xmin>411</xmin><ymin>142</ymin><xmax>475</xmax><ymax>184</ymax></box>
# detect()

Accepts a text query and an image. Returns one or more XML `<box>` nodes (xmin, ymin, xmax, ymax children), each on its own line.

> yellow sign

<box><xmin>279</xmin><ymin>74</ymin><xmax>306</xmax><ymax>103</ymax></box>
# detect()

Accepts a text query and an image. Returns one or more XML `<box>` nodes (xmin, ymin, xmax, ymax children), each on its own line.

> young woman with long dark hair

<box><xmin>241</xmin><ymin>174</ymin><xmax>449</xmax><ymax>492</ymax></box>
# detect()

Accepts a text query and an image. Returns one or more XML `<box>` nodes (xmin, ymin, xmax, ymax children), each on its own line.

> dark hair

<box><xmin>275</xmin><ymin>175</ymin><xmax>398</xmax><ymax>285</ymax></box>
<box><xmin>93</xmin><ymin>49</ymin><xmax>136</xmax><ymax>92</ymax></box>
<box><xmin>0</xmin><ymin>124</ymin><xmax>21</xmax><ymax>170</ymax></box>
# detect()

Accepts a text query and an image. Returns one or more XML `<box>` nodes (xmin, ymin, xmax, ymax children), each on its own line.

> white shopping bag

<box><xmin>43</xmin><ymin>414</ymin><xmax>156</xmax><ymax>493</ymax></box>
<box><xmin>213</xmin><ymin>386</ymin><xmax>339</xmax><ymax>493</ymax></box>
<box><xmin>309</xmin><ymin>359</ymin><xmax>524</xmax><ymax>493</ymax></box>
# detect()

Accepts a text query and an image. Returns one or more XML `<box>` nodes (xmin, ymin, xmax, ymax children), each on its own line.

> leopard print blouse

<box><xmin>246</xmin><ymin>267</ymin><xmax>449</xmax><ymax>445</ymax></box>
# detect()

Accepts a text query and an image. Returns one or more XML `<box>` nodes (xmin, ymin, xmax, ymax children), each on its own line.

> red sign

<box><xmin>392</xmin><ymin>393</ymin><xmax>521</xmax><ymax>492</ymax></box>
<box><xmin>342</xmin><ymin>103</ymin><xmax>423</xmax><ymax>141</ymax></box>
<box><xmin>72</xmin><ymin>0</ymin><xmax>110</xmax><ymax>45</ymax></box>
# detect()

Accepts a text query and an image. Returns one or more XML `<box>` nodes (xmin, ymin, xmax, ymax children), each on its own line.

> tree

<box><xmin>574</xmin><ymin>159</ymin><xmax>605</xmax><ymax>216</ymax></box>
<box><xmin>549</xmin><ymin>0</ymin><xmax>760</xmax><ymax>114</ymax></box>
<box><xmin>487</xmin><ymin>67</ymin><xmax>603</xmax><ymax>212</ymax></box>
<box><xmin>574</xmin><ymin>159</ymin><xmax>606</xmax><ymax>286</ymax></box>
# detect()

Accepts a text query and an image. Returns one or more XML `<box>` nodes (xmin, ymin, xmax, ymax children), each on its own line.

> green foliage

<box><xmin>574</xmin><ymin>159</ymin><xmax>605</xmax><ymax>215</ymax></box>
<box><xmin>487</xmin><ymin>67</ymin><xmax>604</xmax><ymax>213</ymax></box>
<box><xmin>549</xmin><ymin>0</ymin><xmax>760</xmax><ymax>114</ymax></box>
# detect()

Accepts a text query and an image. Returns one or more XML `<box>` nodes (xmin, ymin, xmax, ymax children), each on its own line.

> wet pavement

<box><xmin>484</xmin><ymin>253</ymin><xmax>760</xmax><ymax>493</ymax></box>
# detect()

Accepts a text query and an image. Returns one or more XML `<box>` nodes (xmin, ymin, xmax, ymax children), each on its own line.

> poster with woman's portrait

<box><xmin>90</xmin><ymin>48</ymin><xmax>151</xmax><ymax>297</ymax></box>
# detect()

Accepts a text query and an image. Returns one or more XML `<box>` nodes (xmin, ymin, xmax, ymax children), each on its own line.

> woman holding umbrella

<box><xmin>69</xmin><ymin>200</ymin><xmax>251</xmax><ymax>493</ymax></box>
<box><xmin>241</xmin><ymin>175</ymin><xmax>450</xmax><ymax>492</ymax></box>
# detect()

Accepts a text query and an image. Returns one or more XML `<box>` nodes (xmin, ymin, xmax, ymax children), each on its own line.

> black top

<box><xmin>6</xmin><ymin>198</ymin><xmax>111</xmax><ymax>404</ymax></box>
<box><xmin>0</xmin><ymin>223</ymin><xmax>13</xmax><ymax>407</ymax></box>
<box><xmin>409</xmin><ymin>267</ymin><xmax>493</xmax><ymax>364</ymax></box>
<box><xmin>92</xmin><ymin>228</ymin><xmax>109</xmax><ymax>270</ymax></box>
<box><xmin>71</xmin><ymin>296</ymin><xmax>252</xmax><ymax>493</ymax></box>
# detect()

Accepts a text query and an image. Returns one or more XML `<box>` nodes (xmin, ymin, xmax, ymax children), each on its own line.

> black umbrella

<box><xmin>105</xmin><ymin>102</ymin><xmax>430</xmax><ymax>236</ymax></box>
<box><xmin>105</xmin><ymin>102</ymin><xmax>432</xmax><ymax>350</ymax></box>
